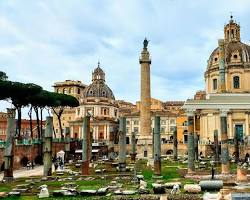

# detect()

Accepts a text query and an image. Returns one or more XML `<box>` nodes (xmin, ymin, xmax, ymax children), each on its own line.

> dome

<box><xmin>207</xmin><ymin>16</ymin><xmax>250</xmax><ymax>71</ymax></box>
<box><xmin>207</xmin><ymin>41</ymin><xmax>250</xmax><ymax>69</ymax></box>
<box><xmin>83</xmin><ymin>63</ymin><xmax>115</xmax><ymax>100</ymax></box>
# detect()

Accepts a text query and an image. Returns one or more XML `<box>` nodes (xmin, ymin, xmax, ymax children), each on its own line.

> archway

<box><xmin>20</xmin><ymin>157</ymin><xmax>29</xmax><ymax>167</ymax></box>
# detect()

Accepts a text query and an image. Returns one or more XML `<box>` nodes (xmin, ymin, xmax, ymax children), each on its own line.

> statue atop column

<box><xmin>143</xmin><ymin>38</ymin><xmax>149</xmax><ymax>49</ymax></box>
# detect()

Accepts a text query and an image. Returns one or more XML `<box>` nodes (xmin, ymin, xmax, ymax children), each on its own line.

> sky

<box><xmin>1</xmin><ymin>0</ymin><xmax>250</xmax><ymax>115</ymax></box>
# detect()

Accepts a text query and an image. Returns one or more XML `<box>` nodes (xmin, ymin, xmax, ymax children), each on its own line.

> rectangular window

<box><xmin>184</xmin><ymin>134</ymin><xmax>188</xmax><ymax>144</ymax></box>
<box><xmin>126</xmin><ymin>120</ymin><xmax>130</xmax><ymax>125</ymax></box>
<box><xmin>133</xmin><ymin>120</ymin><xmax>139</xmax><ymax>125</ymax></box>
<box><xmin>161</xmin><ymin>127</ymin><xmax>165</xmax><ymax>133</ymax></box>
<box><xmin>161</xmin><ymin>120</ymin><xmax>166</xmax><ymax>125</ymax></box>
<box><xmin>170</xmin><ymin>119</ymin><xmax>175</xmax><ymax>125</ymax></box>
<box><xmin>213</xmin><ymin>79</ymin><xmax>217</xmax><ymax>90</ymax></box>
<box><xmin>134</xmin><ymin>127</ymin><xmax>139</xmax><ymax>133</ymax></box>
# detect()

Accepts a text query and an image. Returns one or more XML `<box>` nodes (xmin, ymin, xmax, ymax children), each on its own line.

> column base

<box><xmin>187</xmin><ymin>168</ymin><xmax>195</xmax><ymax>175</ymax></box>
<box><xmin>82</xmin><ymin>161</ymin><xmax>90</xmax><ymax>175</ymax></box>
<box><xmin>118</xmin><ymin>163</ymin><xmax>126</xmax><ymax>172</ymax></box>
<box><xmin>130</xmin><ymin>153</ymin><xmax>137</xmax><ymax>162</ymax></box>
<box><xmin>3</xmin><ymin>176</ymin><xmax>14</xmax><ymax>182</ymax></box>
<box><xmin>221</xmin><ymin>164</ymin><xmax>230</xmax><ymax>175</ymax></box>
<box><xmin>154</xmin><ymin>160</ymin><xmax>161</xmax><ymax>176</ymax></box>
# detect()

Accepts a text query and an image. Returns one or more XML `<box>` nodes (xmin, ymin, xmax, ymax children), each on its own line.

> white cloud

<box><xmin>1</xmin><ymin>0</ymin><xmax>250</xmax><ymax>117</ymax></box>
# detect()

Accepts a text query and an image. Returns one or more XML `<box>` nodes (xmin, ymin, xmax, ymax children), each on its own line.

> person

<box><xmin>211</xmin><ymin>166</ymin><xmax>215</xmax><ymax>179</ymax></box>
<box><xmin>31</xmin><ymin>160</ymin><xmax>34</xmax><ymax>169</ymax></box>
<box><xmin>54</xmin><ymin>160</ymin><xmax>58</xmax><ymax>171</ymax></box>
<box><xmin>59</xmin><ymin>158</ymin><xmax>64</xmax><ymax>170</ymax></box>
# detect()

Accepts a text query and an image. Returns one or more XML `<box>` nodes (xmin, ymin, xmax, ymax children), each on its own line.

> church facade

<box><xmin>183</xmin><ymin>16</ymin><xmax>250</xmax><ymax>173</ymax></box>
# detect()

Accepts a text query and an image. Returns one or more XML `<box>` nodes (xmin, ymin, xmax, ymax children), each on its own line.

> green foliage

<box><xmin>0</xmin><ymin>71</ymin><xmax>8</xmax><ymax>81</ymax></box>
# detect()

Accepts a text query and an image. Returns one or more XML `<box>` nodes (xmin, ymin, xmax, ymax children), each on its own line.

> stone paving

<box><xmin>0</xmin><ymin>165</ymin><xmax>49</xmax><ymax>180</ymax></box>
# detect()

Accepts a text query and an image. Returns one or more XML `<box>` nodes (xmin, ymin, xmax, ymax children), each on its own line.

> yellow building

<box><xmin>123</xmin><ymin>98</ymin><xmax>187</xmax><ymax>144</ymax></box>
<box><xmin>183</xmin><ymin>16</ymin><xmax>250</xmax><ymax>159</ymax></box>
<box><xmin>53</xmin><ymin>80</ymin><xmax>86</xmax><ymax>138</ymax></box>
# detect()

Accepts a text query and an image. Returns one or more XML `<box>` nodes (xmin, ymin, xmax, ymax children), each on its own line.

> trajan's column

<box><xmin>139</xmin><ymin>38</ymin><xmax>152</xmax><ymax>157</ymax></box>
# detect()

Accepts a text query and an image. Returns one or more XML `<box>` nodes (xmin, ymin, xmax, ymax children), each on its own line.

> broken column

<box><xmin>64</xmin><ymin>127</ymin><xmax>70</xmax><ymax>163</ymax></box>
<box><xmin>43</xmin><ymin>116</ymin><xmax>53</xmax><ymax>176</ymax></box>
<box><xmin>3</xmin><ymin>108</ymin><xmax>16</xmax><ymax>182</ymax></box>
<box><xmin>82</xmin><ymin>116</ymin><xmax>90</xmax><ymax>175</ymax></box>
<box><xmin>118</xmin><ymin>117</ymin><xmax>126</xmax><ymax>171</ymax></box>
<box><xmin>173</xmin><ymin>126</ymin><xmax>178</xmax><ymax>161</ymax></box>
<box><xmin>214</xmin><ymin>130</ymin><xmax>219</xmax><ymax>162</ymax></box>
<box><xmin>187</xmin><ymin>110</ymin><xmax>195</xmax><ymax>174</ymax></box>
<box><xmin>220</xmin><ymin>110</ymin><xmax>230</xmax><ymax>174</ymax></box>
<box><xmin>153</xmin><ymin>116</ymin><xmax>161</xmax><ymax>176</ymax></box>
<box><xmin>130</xmin><ymin>132</ymin><xmax>137</xmax><ymax>162</ymax></box>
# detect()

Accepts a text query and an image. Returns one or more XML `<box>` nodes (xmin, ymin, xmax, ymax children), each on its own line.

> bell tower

<box><xmin>224</xmin><ymin>15</ymin><xmax>240</xmax><ymax>42</ymax></box>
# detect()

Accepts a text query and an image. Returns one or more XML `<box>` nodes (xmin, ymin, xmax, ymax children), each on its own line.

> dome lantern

<box><xmin>92</xmin><ymin>62</ymin><xmax>105</xmax><ymax>84</ymax></box>
<box><xmin>224</xmin><ymin>15</ymin><xmax>240</xmax><ymax>42</ymax></box>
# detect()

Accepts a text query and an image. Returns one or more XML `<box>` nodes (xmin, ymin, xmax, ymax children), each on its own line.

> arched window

<box><xmin>69</xmin><ymin>88</ymin><xmax>72</xmax><ymax>94</ymax></box>
<box><xmin>78</xmin><ymin>88</ymin><xmax>81</xmax><ymax>94</ymax></box>
<box><xmin>213</xmin><ymin>79</ymin><xmax>217</xmax><ymax>90</ymax></box>
<box><xmin>103</xmin><ymin>109</ymin><xmax>107</xmax><ymax>115</ymax></box>
<box><xmin>63</xmin><ymin>88</ymin><xmax>67</xmax><ymax>94</ymax></box>
<box><xmin>233</xmin><ymin>76</ymin><xmax>240</xmax><ymax>89</ymax></box>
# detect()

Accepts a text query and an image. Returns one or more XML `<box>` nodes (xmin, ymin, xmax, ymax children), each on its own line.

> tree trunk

<box><xmin>17</xmin><ymin>107</ymin><xmax>22</xmax><ymax>139</ymax></box>
<box><xmin>40</xmin><ymin>108</ymin><xmax>43</xmax><ymax>137</ymax></box>
<box><xmin>28</xmin><ymin>107</ymin><xmax>33</xmax><ymax>139</ymax></box>
<box><xmin>34</xmin><ymin>107</ymin><xmax>40</xmax><ymax>139</ymax></box>
<box><xmin>52</xmin><ymin>125</ymin><xmax>56</xmax><ymax>138</ymax></box>
<box><xmin>52</xmin><ymin>107</ymin><xmax>64</xmax><ymax>138</ymax></box>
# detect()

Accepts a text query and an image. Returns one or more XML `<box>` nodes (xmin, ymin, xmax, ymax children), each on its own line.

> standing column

<box><xmin>153</xmin><ymin>116</ymin><xmax>161</xmax><ymax>176</ymax></box>
<box><xmin>220</xmin><ymin>110</ymin><xmax>230</xmax><ymax>174</ymax></box>
<box><xmin>43</xmin><ymin>116</ymin><xmax>53</xmax><ymax>176</ymax></box>
<box><xmin>173</xmin><ymin>126</ymin><xmax>178</xmax><ymax>161</ymax></box>
<box><xmin>108</xmin><ymin>127</ymin><xmax>115</xmax><ymax>160</ymax></box>
<box><xmin>64</xmin><ymin>127</ymin><xmax>70</xmax><ymax>163</ymax></box>
<box><xmin>130</xmin><ymin>132</ymin><xmax>137</xmax><ymax>162</ymax></box>
<box><xmin>187</xmin><ymin>110</ymin><xmax>195</xmax><ymax>174</ymax></box>
<box><xmin>194</xmin><ymin>133</ymin><xmax>199</xmax><ymax>161</ymax></box>
<box><xmin>82</xmin><ymin>116</ymin><xmax>90</xmax><ymax>175</ymax></box>
<box><xmin>119</xmin><ymin>117</ymin><xmax>126</xmax><ymax>171</ymax></box>
<box><xmin>3</xmin><ymin>108</ymin><xmax>16</xmax><ymax>182</ymax></box>
<box><xmin>139</xmin><ymin>38</ymin><xmax>152</xmax><ymax>155</ymax></box>
<box><xmin>245</xmin><ymin>112</ymin><xmax>249</xmax><ymax>136</ymax></box>
<box><xmin>214</xmin><ymin>130</ymin><xmax>219</xmax><ymax>162</ymax></box>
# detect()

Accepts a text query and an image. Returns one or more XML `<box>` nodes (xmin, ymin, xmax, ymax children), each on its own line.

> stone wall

<box><xmin>0</xmin><ymin>142</ymin><xmax>66</xmax><ymax>171</ymax></box>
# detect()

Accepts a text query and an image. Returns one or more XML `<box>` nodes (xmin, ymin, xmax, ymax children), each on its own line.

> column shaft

<box><xmin>153</xmin><ymin>116</ymin><xmax>161</xmax><ymax>176</ymax></box>
<box><xmin>188</xmin><ymin>115</ymin><xmax>195</xmax><ymax>174</ymax></box>
<box><xmin>64</xmin><ymin>127</ymin><xmax>70</xmax><ymax>162</ymax></box>
<box><xmin>43</xmin><ymin>117</ymin><xmax>53</xmax><ymax>176</ymax></box>
<box><xmin>214</xmin><ymin>130</ymin><xmax>219</xmax><ymax>162</ymax></box>
<box><xmin>220</xmin><ymin>115</ymin><xmax>230</xmax><ymax>174</ymax></box>
<box><xmin>3</xmin><ymin>108</ymin><xmax>16</xmax><ymax>181</ymax></box>
<box><xmin>130</xmin><ymin>132</ymin><xmax>136</xmax><ymax>162</ymax></box>
<box><xmin>119</xmin><ymin>117</ymin><xmax>126</xmax><ymax>171</ymax></box>
<box><xmin>82</xmin><ymin>116</ymin><xmax>90</xmax><ymax>175</ymax></box>
<box><xmin>173</xmin><ymin>126</ymin><xmax>178</xmax><ymax>161</ymax></box>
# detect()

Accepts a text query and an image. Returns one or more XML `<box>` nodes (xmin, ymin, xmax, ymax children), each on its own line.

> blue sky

<box><xmin>1</xmin><ymin>0</ymin><xmax>250</xmax><ymax>114</ymax></box>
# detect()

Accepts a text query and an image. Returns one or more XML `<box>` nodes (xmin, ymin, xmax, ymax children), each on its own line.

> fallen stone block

<box><xmin>152</xmin><ymin>183</ymin><xmax>165</xmax><ymax>194</ymax></box>
<box><xmin>199</xmin><ymin>180</ymin><xmax>223</xmax><ymax>191</ymax></box>
<box><xmin>80</xmin><ymin>190</ymin><xmax>97</xmax><ymax>196</ymax></box>
<box><xmin>164</xmin><ymin>182</ymin><xmax>181</xmax><ymax>189</ymax></box>
<box><xmin>184</xmin><ymin>184</ymin><xmax>201</xmax><ymax>193</ymax></box>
